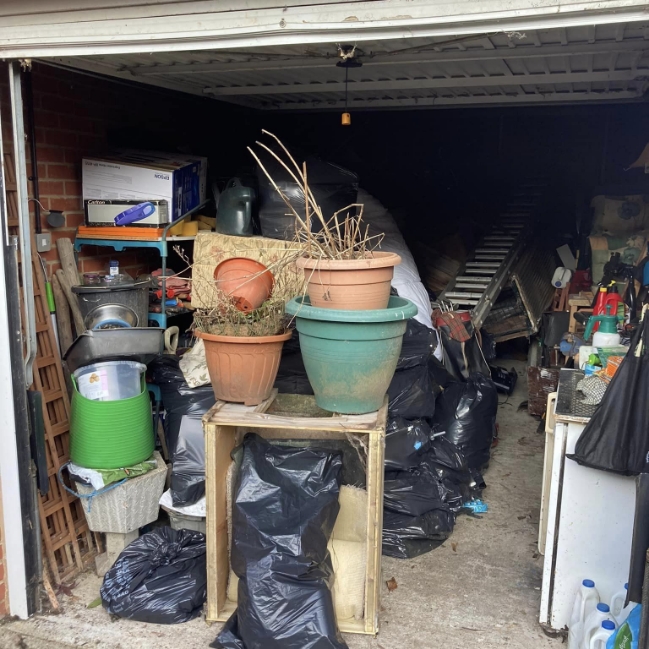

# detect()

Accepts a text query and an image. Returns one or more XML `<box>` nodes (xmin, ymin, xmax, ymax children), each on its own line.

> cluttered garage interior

<box><xmin>0</xmin><ymin>2</ymin><xmax>649</xmax><ymax>648</ymax></box>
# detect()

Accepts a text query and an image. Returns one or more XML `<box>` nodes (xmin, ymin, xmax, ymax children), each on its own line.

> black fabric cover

<box><xmin>212</xmin><ymin>434</ymin><xmax>347</xmax><ymax>649</ymax></box>
<box><xmin>100</xmin><ymin>527</ymin><xmax>207</xmax><ymax>624</ymax></box>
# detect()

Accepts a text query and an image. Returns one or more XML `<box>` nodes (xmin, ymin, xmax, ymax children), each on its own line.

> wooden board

<box><xmin>77</xmin><ymin>225</ymin><xmax>165</xmax><ymax>239</ymax></box>
<box><xmin>203</xmin><ymin>392</ymin><xmax>386</xmax><ymax>635</ymax></box>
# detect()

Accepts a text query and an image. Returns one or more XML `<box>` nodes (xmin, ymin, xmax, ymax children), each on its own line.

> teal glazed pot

<box><xmin>285</xmin><ymin>296</ymin><xmax>418</xmax><ymax>414</ymax></box>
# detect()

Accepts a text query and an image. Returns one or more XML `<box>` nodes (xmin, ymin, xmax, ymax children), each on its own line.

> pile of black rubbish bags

<box><xmin>99</xmin><ymin>319</ymin><xmax>498</xmax><ymax>647</ymax></box>
<box><xmin>146</xmin><ymin>319</ymin><xmax>498</xmax><ymax>562</ymax></box>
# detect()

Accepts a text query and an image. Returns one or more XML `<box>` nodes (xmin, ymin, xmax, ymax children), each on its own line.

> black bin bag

<box><xmin>383</xmin><ymin>471</ymin><xmax>448</xmax><ymax>516</ymax></box>
<box><xmin>212</xmin><ymin>434</ymin><xmax>348</xmax><ymax>649</ymax></box>
<box><xmin>433</xmin><ymin>373</ymin><xmax>498</xmax><ymax>470</ymax></box>
<box><xmin>388</xmin><ymin>319</ymin><xmax>438</xmax><ymax>419</ymax></box>
<box><xmin>384</xmin><ymin>417</ymin><xmax>431</xmax><ymax>471</ymax></box>
<box><xmin>149</xmin><ymin>356</ymin><xmax>215</xmax><ymax>506</ymax></box>
<box><xmin>100</xmin><ymin>527</ymin><xmax>207</xmax><ymax>624</ymax></box>
<box><xmin>569</xmin><ymin>315</ymin><xmax>649</xmax><ymax>475</ymax></box>
<box><xmin>382</xmin><ymin>509</ymin><xmax>455</xmax><ymax>559</ymax></box>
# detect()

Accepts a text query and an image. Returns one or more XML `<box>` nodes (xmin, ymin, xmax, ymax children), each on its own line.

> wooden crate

<box><xmin>203</xmin><ymin>391</ymin><xmax>387</xmax><ymax>636</ymax></box>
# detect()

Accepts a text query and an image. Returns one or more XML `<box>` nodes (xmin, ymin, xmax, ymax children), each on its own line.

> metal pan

<box><xmin>63</xmin><ymin>328</ymin><xmax>165</xmax><ymax>373</ymax></box>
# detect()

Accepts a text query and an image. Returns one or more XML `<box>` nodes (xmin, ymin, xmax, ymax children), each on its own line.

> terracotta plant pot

<box><xmin>196</xmin><ymin>329</ymin><xmax>291</xmax><ymax>405</ymax></box>
<box><xmin>296</xmin><ymin>252</ymin><xmax>401</xmax><ymax>310</ymax></box>
<box><xmin>213</xmin><ymin>258</ymin><xmax>274</xmax><ymax>313</ymax></box>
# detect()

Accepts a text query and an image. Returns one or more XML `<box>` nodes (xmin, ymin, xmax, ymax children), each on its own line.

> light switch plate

<box><xmin>36</xmin><ymin>232</ymin><xmax>51</xmax><ymax>252</ymax></box>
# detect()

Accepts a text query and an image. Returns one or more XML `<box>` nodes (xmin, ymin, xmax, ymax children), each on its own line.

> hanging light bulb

<box><xmin>342</xmin><ymin>66</ymin><xmax>351</xmax><ymax>126</ymax></box>
<box><xmin>336</xmin><ymin>44</ymin><xmax>362</xmax><ymax>127</ymax></box>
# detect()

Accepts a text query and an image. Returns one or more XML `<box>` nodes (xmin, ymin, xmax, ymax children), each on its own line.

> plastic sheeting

<box><xmin>100</xmin><ymin>527</ymin><xmax>207</xmax><ymax>624</ymax></box>
<box><xmin>212</xmin><ymin>434</ymin><xmax>347</xmax><ymax>649</ymax></box>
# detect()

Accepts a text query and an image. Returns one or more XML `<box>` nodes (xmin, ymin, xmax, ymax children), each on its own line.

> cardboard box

<box><xmin>110</xmin><ymin>149</ymin><xmax>208</xmax><ymax>207</ymax></box>
<box><xmin>84</xmin><ymin>199</ymin><xmax>170</xmax><ymax>227</ymax></box>
<box><xmin>82</xmin><ymin>154</ymin><xmax>201</xmax><ymax>220</ymax></box>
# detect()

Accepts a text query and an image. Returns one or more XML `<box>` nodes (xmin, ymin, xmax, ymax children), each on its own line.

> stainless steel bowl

<box><xmin>84</xmin><ymin>303</ymin><xmax>139</xmax><ymax>330</ymax></box>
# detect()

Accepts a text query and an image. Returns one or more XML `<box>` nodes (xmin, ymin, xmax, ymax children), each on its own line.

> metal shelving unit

<box><xmin>74</xmin><ymin>201</ymin><xmax>209</xmax><ymax>329</ymax></box>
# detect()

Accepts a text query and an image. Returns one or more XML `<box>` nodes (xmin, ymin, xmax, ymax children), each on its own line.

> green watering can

<box><xmin>216</xmin><ymin>178</ymin><xmax>255</xmax><ymax>236</ymax></box>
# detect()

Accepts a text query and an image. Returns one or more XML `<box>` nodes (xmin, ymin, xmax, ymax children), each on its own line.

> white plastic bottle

<box><xmin>610</xmin><ymin>583</ymin><xmax>637</xmax><ymax>626</ymax></box>
<box><xmin>568</xmin><ymin>580</ymin><xmax>600</xmax><ymax>649</ymax></box>
<box><xmin>582</xmin><ymin>603</ymin><xmax>615</xmax><ymax>649</ymax></box>
<box><xmin>610</xmin><ymin>583</ymin><xmax>628</xmax><ymax>619</ymax></box>
<box><xmin>589</xmin><ymin>620</ymin><xmax>616</xmax><ymax>649</ymax></box>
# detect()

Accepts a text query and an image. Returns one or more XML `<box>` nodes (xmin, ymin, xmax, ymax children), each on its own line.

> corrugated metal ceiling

<box><xmin>51</xmin><ymin>22</ymin><xmax>649</xmax><ymax>110</ymax></box>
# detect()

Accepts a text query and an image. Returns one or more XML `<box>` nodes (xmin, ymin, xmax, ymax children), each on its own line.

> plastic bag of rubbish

<box><xmin>433</xmin><ymin>373</ymin><xmax>498</xmax><ymax>470</ymax></box>
<box><xmin>385</xmin><ymin>417</ymin><xmax>432</xmax><ymax>471</ymax></box>
<box><xmin>170</xmin><ymin>414</ymin><xmax>207</xmax><ymax>507</ymax></box>
<box><xmin>149</xmin><ymin>356</ymin><xmax>215</xmax><ymax>506</ymax></box>
<box><xmin>100</xmin><ymin>527</ymin><xmax>207</xmax><ymax>624</ymax></box>
<box><xmin>388</xmin><ymin>364</ymin><xmax>437</xmax><ymax>419</ymax></box>
<box><xmin>383</xmin><ymin>471</ymin><xmax>448</xmax><ymax>516</ymax></box>
<box><xmin>382</xmin><ymin>509</ymin><xmax>455</xmax><ymax>559</ymax></box>
<box><xmin>211</xmin><ymin>434</ymin><xmax>348</xmax><ymax>649</ymax></box>
<box><xmin>418</xmin><ymin>437</ymin><xmax>484</xmax><ymax>512</ymax></box>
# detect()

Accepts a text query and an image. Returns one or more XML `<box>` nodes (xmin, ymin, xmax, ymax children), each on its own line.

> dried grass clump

<box><xmin>193</xmin><ymin>296</ymin><xmax>287</xmax><ymax>338</ymax></box>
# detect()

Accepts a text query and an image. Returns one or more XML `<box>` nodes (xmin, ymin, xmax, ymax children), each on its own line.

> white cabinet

<box><xmin>539</xmin><ymin>418</ymin><xmax>636</xmax><ymax>630</ymax></box>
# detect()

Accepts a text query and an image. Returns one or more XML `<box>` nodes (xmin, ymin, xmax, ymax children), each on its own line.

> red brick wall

<box><xmin>0</xmin><ymin>62</ymin><xmax>257</xmax><ymax>617</ymax></box>
<box><xmin>1</xmin><ymin>62</ymin><xmax>257</xmax><ymax>278</ymax></box>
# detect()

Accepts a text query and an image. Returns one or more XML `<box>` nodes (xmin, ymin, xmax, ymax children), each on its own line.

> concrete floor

<box><xmin>0</xmin><ymin>362</ymin><xmax>561</xmax><ymax>649</ymax></box>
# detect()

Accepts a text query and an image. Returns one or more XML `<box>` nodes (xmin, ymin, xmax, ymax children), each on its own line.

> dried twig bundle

<box><xmin>248</xmin><ymin>131</ymin><xmax>384</xmax><ymax>260</ymax></box>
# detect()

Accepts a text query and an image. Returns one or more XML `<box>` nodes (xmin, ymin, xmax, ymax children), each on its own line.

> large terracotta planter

<box><xmin>214</xmin><ymin>258</ymin><xmax>274</xmax><ymax>313</ymax></box>
<box><xmin>197</xmin><ymin>330</ymin><xmax>291</xmax><ymax>405</ymax></box>
<box><xmin>296</xmin><ymin>251</ymin><xmax>401</xmax><ymax>310</ymax></box>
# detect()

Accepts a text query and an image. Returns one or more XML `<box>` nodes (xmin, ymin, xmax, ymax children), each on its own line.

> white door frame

<box><xmin>0</xmin><ymin>62</ymin><xmax>36</xmax><ymax>620</ymax></box>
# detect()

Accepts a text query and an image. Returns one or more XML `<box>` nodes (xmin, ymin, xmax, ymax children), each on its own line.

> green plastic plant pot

<box><xmin>286</xmin><ymin>296</ymin><xmax>418</xmax><ymax>414</ymax></box>
<box><xmin>70</xmin><ymin>379</ymin><xmax>154</xmax><ymax>469</ymax></box>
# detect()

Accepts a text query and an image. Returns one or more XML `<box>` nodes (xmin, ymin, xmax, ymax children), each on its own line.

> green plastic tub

<box><xmin>286</xmin><ymin>296</ymin><xmax>417</xmax><ymax>414</ymax></box>
<box><xmin>70</xmin><ymin>378</ymin><xmax>154</xmax><ymax>469</ymax></box>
